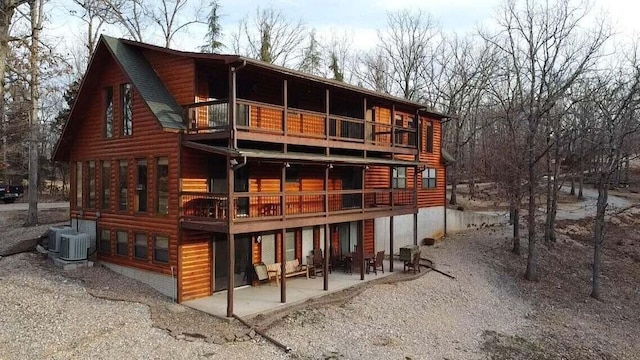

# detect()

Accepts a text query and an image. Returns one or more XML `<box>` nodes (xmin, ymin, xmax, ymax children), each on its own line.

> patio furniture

<box><xmin>404</xmin><ymin>251</ymin><xmax>421</xmax><ymax>274</ymax></box>
<box><xmin>367</xmin><ymin>250</ymin><xmax>385</xmax><ymax>275</ymax></box>
<box><xmin>265</xmin><ymin>259</ymin><xmax>310</xmax><ymax>286</ymax></box>
<box><xmin>312</xmin><ymin>248</ymin><xmax>330</xmax><ymax>276</ymax></box>
<box><xmin>346</xmin><ymin>251</ymin><xmax>374</xmax><ymax>274</ymax></box>
<box><xmin>253</xmin><ymin>262</ymin><xmax>269</xmax><ymax>284</ymax></box>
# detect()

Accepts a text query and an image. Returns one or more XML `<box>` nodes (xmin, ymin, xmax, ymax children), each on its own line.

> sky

<box><xmin>46</xmin><ymin>0</ymin><xmax>640</xmax><ymax>58</ymax></box>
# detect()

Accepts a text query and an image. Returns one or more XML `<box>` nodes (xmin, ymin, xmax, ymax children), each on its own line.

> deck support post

<box><xmin>226</xmin><ymin>153</ymin><xmax>235</xmax><ymax>318</ymax></box>
<box><xmin>324</xmin><ymin>223</ymin><xmax>329</xmax><ymax>291</ymax></box>
<box><xmin>389</xmin><ymin>216</ymin><xmax>394</xmax><ymax>272</ymax></box>
<box><xmin>280</xmin><ymin>228</ymin><xmax>286</xmax><ymax>303</ymax></box>
<box><xmin>226</xmin><ymin>233</ymin><xmax>234</xmax><ymax>317</ymax></box>
<box><xmin>360</xmin><ymin>220</ymin><xmax>365</xmax><ymax>281</ymax></box>
<box><xmin>414</xmin><ymin>166</ymin><xmax>419</xmax><ymax>246</ymax></box>
<box><xmin>283</xmin><ymin>79</ymin><xmax>288</xmax><ymax>137</ymax></box>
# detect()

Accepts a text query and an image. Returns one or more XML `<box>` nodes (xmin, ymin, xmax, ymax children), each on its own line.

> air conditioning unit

<box><xmin>48</xmin><ymin>226</ymin><xmax>75</xmax><ymax>253</ymax></box>
<box><xmin>60</xmin><ymin>233</ymin><xmax>89</xmax><ymax>261</ymax></box>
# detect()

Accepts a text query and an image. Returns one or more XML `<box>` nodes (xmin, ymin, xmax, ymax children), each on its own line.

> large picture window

<box><xmin>101</xmin><ymin>161</ymin><xmax>111</xmax><ymax>210</ymax></box>
<box><xmin>422</xmin><ymin>168</ymin><xmax>437</xmax><ymax>189</ymax></box>
<box><xmin>119</xmin><ymin>160</ymin><xmax>128</xmax><ymax>211</ymax></box>
<box><xmin>156</xmin><ymin>157</ymin><xmax>169</xmax><ymax>215</ymax></box>
<box><xmin>105</xmin><ymin>87</ymin><xmax>113</xmax><ymax>138</ymax></box>
<box><xmin>136</xmin><ymin>159</ymin><xmax>147</xmax><ymax>212</ymax></box>
<box><xmin>392</xmin><ymin>167</ymin><xmax>407</xmax><ymax>189</ymax></box>
<box><xmin>121</xmin><ymin>83</ymin><xmax>133</xmax><ymax>136</ymax></box>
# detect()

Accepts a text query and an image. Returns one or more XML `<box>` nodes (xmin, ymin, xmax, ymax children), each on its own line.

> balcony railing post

<box><xmin>325</xmin><ymin>89</ymin><xmax>330</xmax><ymax>141</ymax></box>
<box><xmin>283</xmin><ymin>79</ymin><xmax>288</xmax><ymax>136</ymax></box>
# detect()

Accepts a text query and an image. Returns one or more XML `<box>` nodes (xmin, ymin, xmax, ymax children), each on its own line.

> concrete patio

<box><xmin>183</xmin><ymin>259</ymin><xmax>403</xmax><ymax>319</ymax></box>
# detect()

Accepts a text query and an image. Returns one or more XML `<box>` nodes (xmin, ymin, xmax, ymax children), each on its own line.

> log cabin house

<box><xmin>53</xmin><ymin>36</ymin><xmax>449</xmax><ymax>317</ymax></box>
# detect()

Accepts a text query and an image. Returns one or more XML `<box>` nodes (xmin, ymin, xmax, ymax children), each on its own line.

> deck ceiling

<box><xmin>183</xmin><ymin>141</ymin><xmax>421</xmax><ymax>166</ymax></box>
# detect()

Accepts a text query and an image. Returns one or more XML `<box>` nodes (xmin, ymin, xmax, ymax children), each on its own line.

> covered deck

<box><xmin>183</xmin><ymin>258</ymin><xmax>401</xmax><ymax>319</ymax></box>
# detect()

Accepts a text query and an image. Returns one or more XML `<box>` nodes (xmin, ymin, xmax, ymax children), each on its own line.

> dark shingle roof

<box><xmin>102</xmin><ymin>36</ymin><xmax>184</xmax><ymax>130</ymax></box>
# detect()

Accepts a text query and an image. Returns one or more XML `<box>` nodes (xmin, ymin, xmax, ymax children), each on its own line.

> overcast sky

<box><xmin>47</xmin><ymin>0</ymin><xmax>640</xmax><ymax>54</ymax></box>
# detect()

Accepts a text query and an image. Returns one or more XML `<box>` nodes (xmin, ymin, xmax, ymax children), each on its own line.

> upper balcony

<box><xmin>183</xmin><ymin>98</ymin><xmax>418</xmax><ymax>154</ymax></box>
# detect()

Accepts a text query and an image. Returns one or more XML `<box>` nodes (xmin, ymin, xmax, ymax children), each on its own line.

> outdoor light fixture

<box><xmin>327</xmin><ymin>163</ymin><xmax>334</xmax><ymax>169</ymax></box>
<box><xmin>230</xmin><ymin>159</ymin><xmax>239</xmax><ymax>166</ymax></box>
<box><xmin>284</xmin><ymin>162</ymin><xmax>291</xmax><ymax>168</ymax></box>
<box><xmin>364</xmin><ymin>165</ymin><xmax>370</xmax><ymax>170</ymax></box>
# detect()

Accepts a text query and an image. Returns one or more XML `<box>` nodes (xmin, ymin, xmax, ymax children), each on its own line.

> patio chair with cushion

<box><xmin>367</xmin><ymin>250</ymin><xmax>385</xmax><ymax>275</ymax></box>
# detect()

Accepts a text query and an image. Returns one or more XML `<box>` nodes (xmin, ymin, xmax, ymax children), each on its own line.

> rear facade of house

<box><xmin>53</xmin><ymin>36</ymin><xmax>447</xmax><ymax>313</ymax></box>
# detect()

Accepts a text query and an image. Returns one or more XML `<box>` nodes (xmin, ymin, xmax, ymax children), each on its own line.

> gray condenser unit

<box><xmin>48</xmin><ymin>226</ymin><xmax>75</xmax><ymax>253</ymax></box>
<box><xmin>60</xmin><ymin>233</ymin><xmax>90</xmax><ymax>261</ymax></box>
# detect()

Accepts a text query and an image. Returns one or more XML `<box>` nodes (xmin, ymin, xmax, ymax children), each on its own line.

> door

<box><xmin>301</xmin><ymin>227</ymin><xmax>314</xmax><ymax>264</ymax></box>
<box><xmin>214</xmin><ymin>234</ymin><xmax>253</xmax><ymax>292</ymax></box>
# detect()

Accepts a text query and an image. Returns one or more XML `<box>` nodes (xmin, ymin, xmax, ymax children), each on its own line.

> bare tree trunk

<box><xmin>544</xmin><ymin>134</ymin><xmax>552</xmax><ymax>243</ymax></box>
<box><xmin>511</xmin><ymin>195</ymin><xmax>521</xmax><ymax>255</ymax></box>
<box><xmin>468</xmin><ymin>134</ymin><xmax>476</xmax><ymax>199</ymax></box>
<box><xmin>591</xmin><ymin>172</ymin><xmax>608</xmax><ymax>300</ymax></box>
<box><xmin>525</xmin><ymin>127</ymin><xmax>538</xmax><ymax>281</ymax></box>
<box><xmin>570</xmin><ymin>174</ymin><xmax>575</xmax><ymax>195</ymax></box>
<box><xmin>24</xmin><ymin>0</ymin><xmax>42</xmax><ymax>226</ymax></box>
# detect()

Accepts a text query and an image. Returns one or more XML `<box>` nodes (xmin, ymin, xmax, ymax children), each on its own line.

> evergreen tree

<box><xmin>201</xmin><ymin>0</ymin><xmax>223</xmax><ymax>53</ymax></box>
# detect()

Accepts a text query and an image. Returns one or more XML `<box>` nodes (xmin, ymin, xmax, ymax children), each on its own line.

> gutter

<box><xmin>230</xmin><ymin>60</ymin><xmax>247</xmax><ymax>150</ymax></box>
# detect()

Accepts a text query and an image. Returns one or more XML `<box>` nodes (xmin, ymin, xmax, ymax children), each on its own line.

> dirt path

<box><xmin>556</xmin><ymin>186</ymin><xmax>631</xmax><ymax>220</ymax></box>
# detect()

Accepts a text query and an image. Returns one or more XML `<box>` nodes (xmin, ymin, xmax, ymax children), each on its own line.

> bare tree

<box><xmin>97</xmin><ymin>0</ymin><xmax>148</xmax><ymax>42</ymax></box>
<box><xmin>148</xmin><ymin>0</ymin><xmax>205</xmax><ymax>48</ymax></box>
<box><xmin>24</xmin><ymin>0</ymin><xmax>43</xmax><ymax>226</ymax></box>
<box><xmin>377</xmin><ymin>9</ymin><xmax>438</xmax><ymax>100</ymax></box>
<box><xmin>69</xmin><ymin>0</ymin><xmax>111</xmax><ymax>62</ymax></box>
<box><xmin>354</xmin><ymin>48</ymin><xmax>391</xmax><ymax>93</ymax></box>
<box><xmin>587</xmin><ymin>50</ymin><xmax>640</xmax><ymax>299</ymax></box>
<box><xmin>483</xmin><ymin>0</ymin><xmax>610</xmax><ymax>280</ymax></box>
<box><xmin>232</xmin><ymin>6</ymin><xmax>306</xmax><ymax>66</ymax></box>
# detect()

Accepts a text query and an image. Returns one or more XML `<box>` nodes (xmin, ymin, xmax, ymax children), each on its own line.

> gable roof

<box><xmin>52</xmin><ymin>35</ymin><xmax>184</xmax><ymax>161</ymax></box>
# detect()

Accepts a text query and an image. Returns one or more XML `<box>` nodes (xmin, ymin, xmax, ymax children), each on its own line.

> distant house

<box><xmin>52</xmin><ymin>36</ymin><xmax>448</xmax><ymax>316</ymax></box>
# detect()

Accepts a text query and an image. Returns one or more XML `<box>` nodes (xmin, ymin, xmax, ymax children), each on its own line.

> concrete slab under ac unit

<box><xmin>52</xmin><ymin>257</ymin><xmax>94</xmax><ymax>271</ymax></box>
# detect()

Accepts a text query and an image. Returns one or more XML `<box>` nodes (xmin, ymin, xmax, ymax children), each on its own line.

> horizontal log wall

<box><xmin>178</xmin><ymin>237</ymin><xmax>212</xmax><ymax>301</ymax></box>
<box><xmin>70</xmin><ymin>53</ymin><xmax>180</xmax><ymax>275</ymax></box>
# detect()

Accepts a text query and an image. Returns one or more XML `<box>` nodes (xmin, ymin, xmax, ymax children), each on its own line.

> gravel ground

<box><xmin>266</xmin><ymin>226</ymin><xmax>534</xmax><ymax>360</ymax></box>
<box><xmin>0</xmin><ymin>253</ymin><xmax>287</xmax><ymax>360</ymax></box>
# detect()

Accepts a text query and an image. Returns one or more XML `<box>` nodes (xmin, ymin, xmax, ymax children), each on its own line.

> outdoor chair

<box><xmin>404</xmin><ymin>251</ymin><xmax>421</xmax><ymax>274</ymax></box>
<box><xmin>367</xmin><ymin>250</ymin><xmax>385</xmax><ymax>275</ymax></box>
<box><xmin>349</xmin><ymin>251</ymin><xmax>362</xmax><ymax>274</ymax></box>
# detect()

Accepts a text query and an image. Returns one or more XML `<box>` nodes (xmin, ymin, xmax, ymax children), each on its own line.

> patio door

<box><xmin>214</xmin><ymin>234</ymin><xmax>252</xmax><ymax>292</ymax></box>
<box><xmin>301</xmin><ymin>227</ymin><xmax>313</xmax><ymax>264</ymax></box>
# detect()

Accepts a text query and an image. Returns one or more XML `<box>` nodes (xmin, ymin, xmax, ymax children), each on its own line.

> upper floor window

<box><xmin>121</xmin><ymin>83</ymin><xmax>133</xmax><ymax>136</ymax></box>
<box><xmin>392</xmin><ymin>167</ymin><xmax>407</xmax><ymax>189</ymax></box>
<box><xmin>426</xmin><ymin>121</ymin><xmax>434</xmax><ymax>153</ymax></box>
<box><xmin>136</xmin><ymin>159</ymin><xmax>148</xmax><ymax>212</ymax></box>
<box><xmin>156</xmin><ymin>157</ymin><xmax>169</xmax><ymax>215</ymax></box>
<box><xmin>394</xmin><ymin>115</ymin><xmax>403</xmax><ymax>145</ymax></box>
<box><xmin>422</xmin><ymin>168</ymin><xmax>437</xmax><ymax>189</ymax></box>
<box><xmin>105</xmin><ymin>87</ymin><xmax>113</xmax><ymax>138</ymax></box>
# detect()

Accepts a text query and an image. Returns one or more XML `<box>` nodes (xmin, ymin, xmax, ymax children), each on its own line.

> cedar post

<box><xmin>280</xmin><ymin>228</ymin><xmax>286</xmax><ymax>303</ymax></box>
<box><xmin>389</xmin><ymin>216</ymin><xmax>394</xmax><ymax>272</ymax></box>
<box><xmin>324</xmin><ymin>223</ymin><xmax>329</xmax><ymax>291</ymax></box>
<box><xmin>360</xmin><ymin>220</ymin><xmax>365</xmax><ymax>280</ymax></box>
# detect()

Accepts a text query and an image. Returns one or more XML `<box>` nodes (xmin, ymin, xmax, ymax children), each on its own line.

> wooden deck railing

<box><xmin>180</xmin><ymin>188</ymin><xmax>415</xmax><ymax>222</ymax></box>
<box><xmin>184</xmin><ymin>98</ymin><xmax>418</xmax><ymax>149</ymax></box>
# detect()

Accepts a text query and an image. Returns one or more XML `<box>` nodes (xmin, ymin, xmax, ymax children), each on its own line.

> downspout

<box><xmin>230</xmin><ymin>60</ymin><xmax>247</xmax><ymax>150</ymax></box>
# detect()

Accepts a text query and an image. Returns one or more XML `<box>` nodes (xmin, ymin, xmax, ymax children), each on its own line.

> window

<box><xmin>101</xmin><ymin>161</ymin><xmax>111</xmax><ymax>209</ymax></box>
<box><xmin>154</xmin><ymin>235</ymin><xmax>169</xmax><ymax>263</ymax></box>
<box><xmin>261</xmin><ymin>234</ymin><xmax>276</xmax><ymax>264</ymax></box>
<box><xmin>394</xmin><ymin>115</ymin><xmax>403</xmax><ymax>145</ymax></box>
<box><xmin>392</xmin><ymin>167</ymin><xmax>407</xmax><ymax>189</ymax></box>
<box><xmin>99</xmin><ymin>229</ymin><xmax>111</xmax><ymax>254</ymax></box>
<box><xmin>422</xmin><ymin>168</ymin><xmax>437</xmax><ymax>189</ymax></box>
<box><xmin>285</xmin><ymin>166</ymin><xmax>299</xmax><ymax>183</ymax></box>
<box><xmin>285</xmin><ymin>231</ymin><xmax>295</xmax><ymax>261</ymax></box>
<box><xmin>121</xmin><ymin>83</ymin><xmax>133</xmax><ymax>136</ymax></box>
<box><xmin>156</xmin><ymin>157</ymin><xmax>169</xmax><ymax>215</ymax></box>
<box><xmin>407</xmin><ymin>116</ymin><xmax>416</xmax><ymax>146</ymax></box>
<box><xmin>116</xmin><ymin>230</ymin><xmax>128</xmax><ymax>256</ymax></box>
<box><xmin>136</xmin><ymin>159</ymin><xmax>147</xmax><ymax>212</ymax></box>
<box><xmin>426</xmin><ymin>121</ymin><xmax>434</xmax><ymax>153</ymax></box>
<box><xmin>118</xmin><ymin>160</ymin><xmax>128</xmax><ymax>211</ymax></box>
<box><xmin>75</xmin><ymin>162</ymin><xmax>82</xmax><ymax>208</ymax></box>
<box><xmin>105</xmin><ymin>87</ymin><xmax>113</xmax><ymax>138</ymax></box>
<box><xmin>87</xmin><ymin>161</ymin><xmax>95</xmax><ymax>208</ymax></box>
<box><xmin>134</xmin><ymin>233</ymin><xmax>147</xmax><ymax>260</ymax></box>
